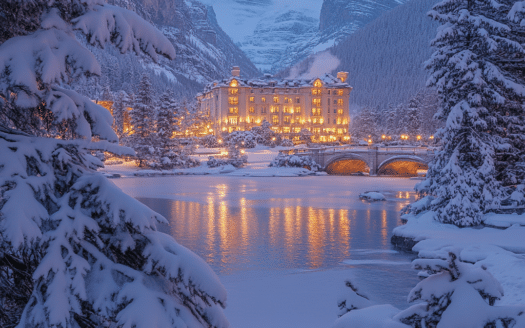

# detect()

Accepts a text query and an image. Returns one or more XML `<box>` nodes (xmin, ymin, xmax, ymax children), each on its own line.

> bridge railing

<box><xmin>280</xmin><ymin>145</ymin><xmax>436</xmax><ymax>156</ymax></box>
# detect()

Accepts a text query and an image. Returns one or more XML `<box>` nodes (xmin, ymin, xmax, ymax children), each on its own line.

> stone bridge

<box><xmin>284</xmin><ymin>146</ymin><xmax>436</xmax><ymax>176</ymax></box>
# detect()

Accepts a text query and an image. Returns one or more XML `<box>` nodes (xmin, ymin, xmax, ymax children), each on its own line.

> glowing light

<box><xmin>230</xmin><ymin>79</ymin><xmax>238</xmax><ymax>87</ymax></box>
<box><xmin>218</xmin><ymin>139</ymin><xmax>223</xmax><ymax>144</ymax></box>
<box><xmin>382</xmin><ymin>135</ymin><xmax>386</xmax><ymax>139</ymax></box>
<box><xmin>417</xmin><ymin>135</ymin><xmax>422</xmax><ymax>140</ymax></box>
<box><xmin>240</xmin><ymin>150</ymin><xmax>245</xmax><ymax>154</ymax></box>
<box><xmin>430</xmin><ymin>135</ymin><xmax>434</xmax><ymax>139</ymax></box>
<box><xmin>368</xmin><ymin>139</ymin><xmax>372</xmax><ymax>144</ymax></box>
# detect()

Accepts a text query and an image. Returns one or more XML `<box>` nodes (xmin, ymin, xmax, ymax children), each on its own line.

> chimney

<box><xmin>232</xmin><ymin>66</ymin><xmax>240</xmax><ymax>77</ymax></box>
<box><xmin>337</xmin><ymin>72</ymin><xmax>348</xmax><ymax>83</ymax></box>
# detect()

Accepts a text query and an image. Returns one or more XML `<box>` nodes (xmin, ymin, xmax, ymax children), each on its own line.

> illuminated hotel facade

<box><xmin>196</xmin><ymin>67</ymin><xmax>353</xmax><ymax>142</ymax></box>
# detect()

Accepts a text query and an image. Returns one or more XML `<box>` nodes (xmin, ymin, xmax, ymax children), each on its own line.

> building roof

<box><xmin>201</xmin><ymin>73</ymin><xmax>352</xmax><ymax>94</ymax></box>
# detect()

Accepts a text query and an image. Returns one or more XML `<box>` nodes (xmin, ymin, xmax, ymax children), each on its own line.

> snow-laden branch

<box><xmin>73</xmin><ymin>4</ymin><xmax>176</xmax><ymax>62</ymax></box>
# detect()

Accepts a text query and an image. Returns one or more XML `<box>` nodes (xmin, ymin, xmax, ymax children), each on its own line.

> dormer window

<box><xmin>230</xmin><ymin>79</ymin><xmax>238</xmax><ymax>87</ymax></box>
<box><xmin>313</xmin><ymin>79</ymin><xmax>323</xmax><ymax>88</ymax></box>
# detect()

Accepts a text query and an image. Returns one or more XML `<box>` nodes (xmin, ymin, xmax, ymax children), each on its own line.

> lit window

<box><xmin>273</xmin><ymin>96</ymin><xmax>279</xmax><ymax>103</ymax></box>
<box><xmin>229</xmin><ymin>117</ymin><xmax>238</xmax><ymax>125</ymax></box>
<box><xmin>312</xmin><ymin>98</ymin><xmax>321</xmax><ymax>107</ymax></box>
<box><xmin>312</xmin><ymin>108</ymin><xmax>321</xmax><ymax>116</ymax></box>
<box><xmin>250</xmin><ymin>97</ymin><xmax>255</xmax><ymax>102</ymax></box>
<box><xmin>261</xmin><ymin>97</ymin><xmax>266</xmax><ymax>103</ymax></box>
<box><xmin>270</xmin><ymin>106</ymin><xmax>279</xmax><ymax>113</ymax></box>
<box><xmin>338</xmin><ymin>99</ymin><xmax>344</xmax><ymax>106</ymax></box>
<box><xmin>338</xmin><ymin>128</ymin><xmax>343</xmax><ymax>134</ymax></box>
<box><xmin>312</xmin><ymin>89</ymin><xmax>320</xmax><ymax>95</ymax></box>
<box><xmin>229</xmin><ymin>107</ymin><xmax>238</xmax><ymax>114</ymax></box>
<box><xmin>338</xmin><ymin>89</ymin><xmax>344</xmax><ymax>96</ymax></box>
<box><xmin>249</xmin><ymin>107</ymin><xmax>255</xmax><ymax>113</ymax></box>
<box><xmin>228</xmin><ymin>97</ymin><xmax>239</xmax><ymax>105</ymax></box>
<box><xmin>229</xmin><ymin>88</ymin><xmax>238</xmax><ymax>95</ymax></box>
<box><xmin>295</xmin><ymin>107</ymin><xmax>301</xmax><ymax>113</ymax></box>
<box><xmin>338</xmin><ymin>109</ymin><xmax>344</xmax><ymax>115</ymax></box>
<box><xmin>314</xmin><ymin>79</ymin><xmax>323</xmax><ymax>88</ymax></box>
<box><xmin>272</xmin><ymin>115</ymin><xmax>279</xmax><ymax>124</ymax></box>
<box><xmin>283</xmin><ymin>127</ymin><xmax>290</xmax><ymax>133</ymax></box>
<box><xmin>337</xmin><ymin>118</ymin><xmax>342</xmax><ymax>125</ymax></box>
<box><xmin>294</xmin><ymin>128</ymin><xmax>301</xmax><ymax>133</ymax></box>
<box><xmin>284</xmin><ymin>106</ymin><xmax>291</xmax><ymax>114</ymax></box>
<box><xmin>230</xmin><ymin>79</ymin><xmax>238</xmax><ymax>87</ymax></box>
<box><xmin>284</xmin><ymin>116</ymin><xmax>291</xmax><ymax>124</ymax></box>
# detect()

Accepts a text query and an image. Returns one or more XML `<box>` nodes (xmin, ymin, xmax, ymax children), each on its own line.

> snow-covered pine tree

<box><xmin>111</xmin><ymin>91</ymin><xmax>128</xmax><ymax>138</ymax></box>
<box><xmin>156</xmin><ymin>91</ymin><xmax>177</xmax><ymax>148</ymax></box>
<box><xmin>128</xmin><ymin>73</ymin><xmax>157</xmax><ymax>167</ymax></box>
<box><xmin>0</xmin><ymin>1</ymin><xmax>228</xmax><ymax>327</ymax></box>
<box><xmin>410</xmin><ymin>0</ymin><xmax>525</xmax><ymax>226</ymax></box>
<box><xmin>131</xmin><ymin>73</ymin><xmax>155</xmax><ymax>139</ymax></box>
<box><xmin>350</xmin><ymin>106</ymin><xmax>378</xmax><ymax>142</ymax></box>
<box><xmin>405</xmin><ymin>98</ymin><xmax>422</xmax><ymax>140</ymax></box>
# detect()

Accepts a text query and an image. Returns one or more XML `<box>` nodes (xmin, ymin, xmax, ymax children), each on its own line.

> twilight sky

<box><xmin>197</xmin><ymin>0</ymin><xmax>323</xmax><ymax>43</ymax></box>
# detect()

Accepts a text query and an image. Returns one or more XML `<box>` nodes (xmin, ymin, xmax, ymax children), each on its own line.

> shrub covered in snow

<box><xmin>207</xmin><ymin>146</ymin><xmax>247</xmax><ymax>168</ymax></box>
<box><xmin>200</xmin><ymin>134</ymin><xmax>220</xmax><ymax>148</ymax></box>
<box><xmin>270</xmin><ymin>153</ymin><xmax>321</xmax><ymax>171</ymax></box>
<box><xmin>225</xmin><ymin>131</ymin><xmax>257</xmax><ymax>148</ymax></box>
<box><xmin>280</xmin><ymin>138</ymin><xmax>294</xmax><ymax>147</ymax></box>
<box><xmin>396</xmin><ymin>252</ymin><xmax>525</xmax><ymax>327</ymax></box>
<box><xmin>335</xmin><ymin>252</ymin><xmax>525</xmax><ymax>328</ymax></box>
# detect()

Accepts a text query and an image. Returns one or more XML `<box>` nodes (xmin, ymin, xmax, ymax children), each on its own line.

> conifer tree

<box><xmin>0</xmin><ymin>1</ymin><xmax>227</xmax><ymax>327</ymax></box>
<box><xmin>412</xmin><ymin>0</ymin><xmax>525</xmax><ymax>226</ymax></box>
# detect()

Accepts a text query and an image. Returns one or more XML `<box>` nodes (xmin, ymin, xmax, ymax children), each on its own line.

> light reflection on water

<box><xmin>138</xmin><ymin>190</ymin><xmax>416</xmax><ymax>275</ymax></box>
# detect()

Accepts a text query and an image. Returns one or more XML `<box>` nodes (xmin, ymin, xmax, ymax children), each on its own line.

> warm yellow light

<box><xmin>320</xmin><ymin>118</ymin><xmax>324</xmax><ymax>124</ymax></box>
<box><xmin>207</xmin><ymin>125</ymin><xmax>210</xmax><ymax>128</ymax></box>
<box><xmin>240</xmin><ymin>150</ymin><xmax>245</xmax><ymax>154</ymax></box>
<box><xmin>430</xmin><ymin>135</ymin><xmax>434</xmax><ymax>139</ymax></box>
<box><xmin>222</xmin><ymin>127</ymin><xmax>227</xmax><ymax>132</ymax></box>
<box><xmin>272</xmin><ymin>137</ymin><xmax>276</xmax><ymax>141</ymax></box>
<box><xmin>230</xmin><ymin>79</ymin><xmax>238</xmax><ymax>87</ymax></box>
<box><xmin>218</xmin><ymin>139</ymin><xmax>223</xmax><ymax>144</ymax></box>
<box><xmin>417</xmin><ymin>135</ymin><xmax>422</xmax><ymax>140</ymax></box>
<box><xmin>368</xmin><ymin>139</ymin><xmax>372</xmax><ymax>143</ymax></box>
<box><xmin>382</xmin><ymin>135</ymin><xmax>386</xmax><ymax>139</ymax></box>
<box><xmin>209</xmin><ymin>129</ymin><xmax>214</xmax><ymax>132</ymax></box>
<box><xmin>256</xmin><ymin>119</ymin><xmax>261</xmax><ymax>124</ymax></box>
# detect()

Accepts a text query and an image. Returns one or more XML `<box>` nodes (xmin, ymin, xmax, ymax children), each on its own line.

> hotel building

<box><xmin>196</xmin><ymin>67</ymin><xmax>353</xmax><ymax>142</ymax></box>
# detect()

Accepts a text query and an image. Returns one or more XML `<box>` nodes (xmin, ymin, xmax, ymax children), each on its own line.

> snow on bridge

<box><xmin>283</xmin><ymin>145</ymin><xmax>436</xmax><ymax>176</ymax></box>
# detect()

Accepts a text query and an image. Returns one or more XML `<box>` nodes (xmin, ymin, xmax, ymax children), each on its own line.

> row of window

<box><xmin>230</xmin><ymin>89</ymin><xmax>345</xmax><ymax>98</ymax></box>
<box><xmin>228</xmin><ymin>106</ymin><xmax>345</xmax><ymax>116</ymax></box>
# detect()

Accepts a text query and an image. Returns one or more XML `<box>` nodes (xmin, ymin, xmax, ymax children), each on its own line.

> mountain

<box><xmin>199</xmin><ymin>0</ymin><xmax>408</xmax><ymax>74</ymax></box>
<box><xmin>279</xmin><ymin>0</ymin><xmax>439</xmax><ymax>109</ymax></box>
<box><xmin>81</xmin><ymin>0</ymin><xmax>259</xmax><ymax>99</ymax></box>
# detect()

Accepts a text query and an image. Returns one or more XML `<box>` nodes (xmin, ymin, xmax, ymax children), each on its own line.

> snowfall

<box><xmin>100</xmin><ymin>146</ymin><xmax>525</xmax><ymax>327</ymax></box>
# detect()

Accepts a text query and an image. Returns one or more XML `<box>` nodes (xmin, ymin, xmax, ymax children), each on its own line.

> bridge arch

<box><xmin>325</xmin><ymin>154</ymin><xmax>371</xmax><ymax>175</ymax></box>
<box><xmin>377</xmin><ymin>156</ymin><xmax>429</xmax><ymax>177</ymax></box>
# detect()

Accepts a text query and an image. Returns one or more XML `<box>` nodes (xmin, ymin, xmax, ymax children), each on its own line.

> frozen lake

<box><xmin>113</xmin><ymin>175</ymin><xmax>421</xmax><ymax>327</ymax></box>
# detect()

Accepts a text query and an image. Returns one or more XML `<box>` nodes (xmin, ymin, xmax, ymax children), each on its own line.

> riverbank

<box><xmin>392</xmin><ymin>211</ymin><xmax>525</xmax><ymax>307</ymax></box>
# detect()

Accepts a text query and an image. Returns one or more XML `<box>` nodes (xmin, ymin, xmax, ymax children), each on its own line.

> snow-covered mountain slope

<box><xmin>199</xmin><ymin>0</ymin><xmax>408</xmax><ymax>74</ymax></box>
<box><xmin>280</xmin><ymin>0</ymin><xmax>439</xmax><ymax>109</ymax></box>
<box><xmin>85</xmin><ymin>0</ymin><xmax>259</xmax><ymax>98</ymax></box>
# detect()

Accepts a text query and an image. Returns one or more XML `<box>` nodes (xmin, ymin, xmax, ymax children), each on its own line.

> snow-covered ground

<box><xmin>393</xmin><ymin>211</ymin><xmax>525</xmax><ymax>307</ymax></box>
<box><xmin>101</xmin><ymin>145</ymin><xmax>321</xmax><ymax>178</ymax></box>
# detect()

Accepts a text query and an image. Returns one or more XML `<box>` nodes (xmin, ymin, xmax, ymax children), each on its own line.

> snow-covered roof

<box><xmin>202</xmin><ymin>73</ymin><xmax>352</xmax><ymax>93</ymax></box>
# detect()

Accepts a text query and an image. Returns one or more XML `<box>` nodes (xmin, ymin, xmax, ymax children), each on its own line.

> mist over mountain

<box><xmin>279</xmin><ymin>0</ymin><xmax>439</xmax><ymax>110</ymax></box>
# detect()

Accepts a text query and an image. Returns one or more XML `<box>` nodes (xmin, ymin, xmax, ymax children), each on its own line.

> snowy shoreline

<box><xmin>392</xmin><ymin>211</ymin><xmax>525</xmax><ymax>307</ymax></box>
